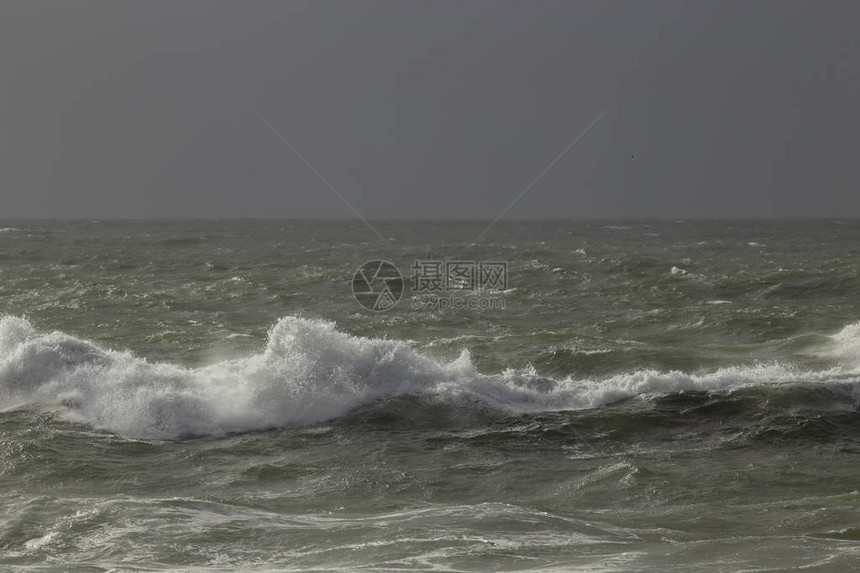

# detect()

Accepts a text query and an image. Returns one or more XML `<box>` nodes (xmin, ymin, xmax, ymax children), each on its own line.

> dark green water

<box><xmin>2</xmin><ymin>220</ymin><xmax>860</xmax><ymax>571</ymax></box>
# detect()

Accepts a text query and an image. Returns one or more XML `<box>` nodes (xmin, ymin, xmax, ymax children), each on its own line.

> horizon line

<box><xmin>2</xmin><ymin>216</ymin><xmax>860</xmax><ymax>223</ymax></box>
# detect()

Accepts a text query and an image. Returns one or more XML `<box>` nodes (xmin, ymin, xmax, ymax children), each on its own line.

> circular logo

<box><xmin>352</xmin><ymin>260</ymin><xmax>403</xmax><ymax>311</ymax></box>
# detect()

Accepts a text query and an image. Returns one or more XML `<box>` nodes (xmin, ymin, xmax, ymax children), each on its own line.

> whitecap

<box><xmin>1</xmin><ymin>316</ymin><xmax>859</xmax><ymax>439</ymax></box>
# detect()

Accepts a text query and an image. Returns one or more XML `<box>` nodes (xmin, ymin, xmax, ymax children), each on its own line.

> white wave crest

<box><xmin>0</xmin><ymin>316</ymin><xmax>858</xmax><ymax>439</ymax></box>
<box><xmin>821</xmin><ymin>321</ymin><xmax>860</xmax><ymax>368</ymax></box>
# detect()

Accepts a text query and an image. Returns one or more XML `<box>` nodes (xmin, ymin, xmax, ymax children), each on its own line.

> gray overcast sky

<box><xmin>1</xmin><ymin>0</ymin><xmax>858</xmax><ymax>219</ymax></box>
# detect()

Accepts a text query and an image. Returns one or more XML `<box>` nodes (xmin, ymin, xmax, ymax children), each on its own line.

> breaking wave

<box><xmin>1</xmin><ymin>316</ymin><xmax>860</xmax><ymax>439</ymax></box>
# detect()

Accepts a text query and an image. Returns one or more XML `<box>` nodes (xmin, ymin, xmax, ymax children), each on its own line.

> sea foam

<box><xmin>821</xmin><ymin>321</ymin><xmax>860</xmax><ymax>368</ymax></box>
<box><xmin>1</xmin><ymin>316</ymin><xmax>859</xmax><ymax>439</ymax></box>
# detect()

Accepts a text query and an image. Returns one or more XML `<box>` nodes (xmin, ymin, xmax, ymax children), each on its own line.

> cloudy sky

<box><xmin>1</xmin><ymin>0</ymin><xmax>858</xmax><ymax>219</ymax></box>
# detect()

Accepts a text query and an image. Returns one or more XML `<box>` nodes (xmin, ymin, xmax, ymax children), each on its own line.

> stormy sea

<box><xmin>2</xmin><ymin>219</ymin><xmax>860</xmax><ymax>571</ymax></box>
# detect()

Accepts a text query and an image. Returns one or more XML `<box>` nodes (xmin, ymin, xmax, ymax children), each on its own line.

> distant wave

<box><xmin>1</xmin><ymin>316</ymin><xmax>860</xmax><ymax>439</ymax></box>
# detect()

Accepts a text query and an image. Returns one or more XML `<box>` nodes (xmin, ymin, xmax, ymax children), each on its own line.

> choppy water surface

<box><xmin>2</xmin><ymin>220</ymin><xmax>860</xmax><ymax>571</ymax></box>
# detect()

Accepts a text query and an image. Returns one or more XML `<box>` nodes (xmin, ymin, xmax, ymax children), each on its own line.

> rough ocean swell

<box><xmin>4</xmin><ymin>221</ymin><xmax>860</xmax><ymax>571</ymax></box>
<box><xmin>3</xmin><ymin>315</ymin><xmax>860</xmax><ymax>440</ymax></box>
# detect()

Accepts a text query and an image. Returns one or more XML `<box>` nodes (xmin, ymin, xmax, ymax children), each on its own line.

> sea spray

<box><xmin>3</xmin><ymin>315</ymin><xmax>860</xmax><ymax>438</ymax></box>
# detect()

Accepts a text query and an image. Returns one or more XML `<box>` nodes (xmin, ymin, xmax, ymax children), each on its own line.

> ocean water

<box><xmin>2</xmin><ymin>219</ymin><xmax>860</xmax><ymax>571</ymax></box>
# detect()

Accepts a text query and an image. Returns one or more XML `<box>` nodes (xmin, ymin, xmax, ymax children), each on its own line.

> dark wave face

<box><xmin>1</xmin><ymin>220</ymin><xmax>860</xmax><ymax>571</ymax></box>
